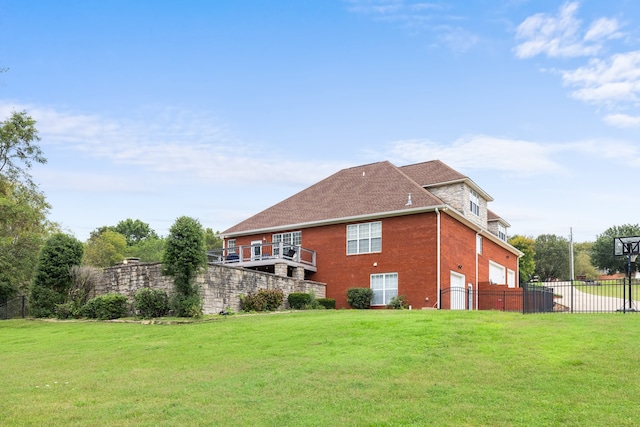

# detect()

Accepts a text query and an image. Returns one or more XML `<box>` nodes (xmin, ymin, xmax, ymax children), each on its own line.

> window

<box><xmin>476</xmin><ymin>235</ymin><xmax>483</xmax><ymax>255</ymax></box>
<box><xmin>498</xmin><ymin>224</ymin><xmax>507</xmax><ymax>241</ymax></box>
<box><xmin>273</xmin><ymin>231</ymin><xmax>301</xmax><ymax>256</ymax></box>
<box><xmin>371</xmin><ymin>273</ymin><xmax>398</xmax><ymax>306</ymax></box>
<box><xmin>227</xmin><ymin>239</ymin><xmax>236</xmax><ymax>253</ymax></box>
<box><xmin>347</xmin><ymin>222</ymin><xmax>382</xmax><ymax>254</ymax></box>
<box><xmin>489</xmin><ymin>261</ymin><xmax>506</xmax><ymax>285</ymax></box>
<box><xmin>470</xmin><ymin>189</ymin><xmax>480</xmax><ymax>216</ymax></box>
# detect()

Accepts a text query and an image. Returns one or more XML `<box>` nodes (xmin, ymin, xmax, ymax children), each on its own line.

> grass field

<box><xmin>2</xmin><ymin>310</ymin><xmax>640</xmax><ymax>426</ymax></box>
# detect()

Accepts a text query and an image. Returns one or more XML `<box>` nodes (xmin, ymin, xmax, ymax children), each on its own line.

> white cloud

<box><xmin>513</xmin><ymin>2</ymin><xmax>621</xmax><ymax>59</ymax></box>
<box><xmin>561</xmin><ymin>50</ymin><xmax>640</xmax><ymax>106</ymax></box>
<box><xmin>0</xmin><ymin>102</ymin><xmax>346</xmax><ymax>190</ymax></box>
<box><xmin>604</xmin><ymin>113</ymin><xmax>640</xmax><ymax>128</ymax></box>
<box><xmin>383</xmin><ymin>135</ymin><xmax>567</xmax><ymax>176</ymax></box>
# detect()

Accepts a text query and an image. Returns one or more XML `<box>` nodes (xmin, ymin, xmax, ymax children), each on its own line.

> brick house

<box><xmin>218</xmin><ymin>160</ymin><xmax>522</xmax><ymax>309</ymax></box>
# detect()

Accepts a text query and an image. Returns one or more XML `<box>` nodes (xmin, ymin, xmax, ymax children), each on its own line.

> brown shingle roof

<box><xmin>222</xmin><ymin>161</ymin><xmax>445</xmax><ymax>235</ymax></box>
<box><xmin>399</xmin><ymin>160</ymin><xmax>467</xmax><ymax>186</ymax></box>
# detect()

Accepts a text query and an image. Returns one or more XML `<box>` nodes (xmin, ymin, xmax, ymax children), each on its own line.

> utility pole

<box><xmin>569</xmin><ymin>227</ymin><xmax>575</xmax><ymax>281</ymax></box>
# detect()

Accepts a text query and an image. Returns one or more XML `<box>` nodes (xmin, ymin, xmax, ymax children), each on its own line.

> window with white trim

<box><xmin>272</xmin><ymin>231</ymin><xmax>301</xmax><ymax>256</ymax></box>
<box><xmin>227</xmin><ymin>239</ymin><xmax>236</xmax><ymax>253</ymax></box>
<box><xmin>347</xmin><ymin>221</ymin><xmax>382</xmax><ymax>255</ymax></box>
<box><xmin>470</xmin><ymin>189</ymin><xmax>480</xmax><ymax>216</ymax></box>
<box><xmin>498</xmin><ymin>224</ymin><xmax>507</xmax><ymax>241</ymax></box>
<box><xmin>476</xmin><ymin>235</ymin><xmax>483</xmax><ymax>255</ymax></box>
<box><xmin>371</xmin><ymin>273</ymin><xmax>398</xmax><ymax>306</ymax></box>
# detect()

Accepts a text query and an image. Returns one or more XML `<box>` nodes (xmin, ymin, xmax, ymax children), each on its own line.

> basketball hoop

<box><xmin>614</xmin><ymin>236</ymin><xmax>640</xmax><ymax>313</ymax></box>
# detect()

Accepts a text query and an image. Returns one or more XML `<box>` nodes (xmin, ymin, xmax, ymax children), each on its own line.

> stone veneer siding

<box><xmin>98</xmin><ymin>262</ymin><xmax>326</xmax><ymax>315</ymax></box>
<box><xmin>428</xmin><ymin>183</ymin><xmax>487</xmax><ymax>229</ymax></box>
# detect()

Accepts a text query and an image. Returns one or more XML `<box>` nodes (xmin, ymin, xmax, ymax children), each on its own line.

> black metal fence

<box><xmin>0</xmin><ymin>295</ymin><xmax>29</xmax><ymax>320</ymax></box>
<box><xmin>440</xmin><ymin>279</ymin><xmax>640</xmax><ymax>313</ymax></box>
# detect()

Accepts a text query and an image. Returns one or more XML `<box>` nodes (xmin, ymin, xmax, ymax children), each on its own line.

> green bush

<box><xmin>55</xmin><ymin>301</ymin><xmax>82</xmax><ymax>319</ymax></box>
<box><xmin>317</xmin><ymin>298</ymin><xmax>336</xmax><ymax>309</ymax></box>
<box><xmin>288</xmin><ymin>292</ymin><xmax>311</xmax><ymax>310</ymax></box>
<box><xmin>81</xmin><ymin>294</ymin><xmax>128</xmax><ymax>320</ymax></box>
<box><xmin>387</xmin><ymin>295</ymin><xmax>409</xmax><ymax>309</ymax></box>
<box><xmin>346</xmin><ymin>288</ymin><xmax>373</xmax><ymax>309</ymax></box>
<box><xmin>170</xmin><ymin>293</ymin><xmax>203</xmax><ymax>318</ymax></box>
<box><xmin>240</xmin><ymin>288</ymin><xmax>284</xmax><ymax>312</ymax></box>
<box><xmin>133</xmin><ymin>288</ymin><xmax>169</xmax><ymax>318</ymax></box>
<box><xmin>28</xmin><ymin>285</ymin><xmax>62</xmax><ymax>318</ymax></box>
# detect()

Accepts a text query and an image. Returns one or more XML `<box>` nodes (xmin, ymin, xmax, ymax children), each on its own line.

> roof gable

<box><xmin>223</xmin><ymin>161</ymin><xmax>445</xmax><ymax>235</ymax></box>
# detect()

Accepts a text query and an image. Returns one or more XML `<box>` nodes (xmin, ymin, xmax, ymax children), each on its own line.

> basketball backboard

<box><xmin>614</xmin><ymin>236</ymin><xmax>640</xmax><ymax>256</ymax></box>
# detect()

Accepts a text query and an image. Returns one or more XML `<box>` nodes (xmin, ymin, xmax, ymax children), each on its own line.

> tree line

<box><xmin>509</xmin><ymin>224</ymin><xmax>640</xmax><ymax>283</ymax></box>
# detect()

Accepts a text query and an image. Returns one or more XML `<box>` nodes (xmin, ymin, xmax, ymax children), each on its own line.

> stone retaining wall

<box><xmin>98</xmin><ymin>261</ymin><xmax>326</xmax><ymax>315</ymax></box>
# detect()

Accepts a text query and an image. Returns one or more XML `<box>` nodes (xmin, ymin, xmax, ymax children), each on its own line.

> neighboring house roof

<box><xmin>222</xmin><ymin>161</ymin><xmax>446</xmax><ymax>235</ymax></box>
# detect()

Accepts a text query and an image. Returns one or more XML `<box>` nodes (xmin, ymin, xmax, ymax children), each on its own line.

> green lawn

<box><xmin>575</xmin><ymin>280</ymin><xmax>640</xmax><ymax>299</ymax></box>
<box><xmin>2</xmin><ymin>310</ymin><xmax>640</xmax><ymax>426</ymax></box>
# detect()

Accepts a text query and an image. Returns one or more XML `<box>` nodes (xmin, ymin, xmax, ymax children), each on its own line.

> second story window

<box><xmin>347</xmin><ymin>221</ymin><xmax>382</xmax><ymax>254</ymax></box>
<box><xmin>498</xmin><ymin>224</ymin><xmax>507</xmax><ymax>241</ymax></box>
<box><xmin>227</xmin><ymin>239</ymin><xmax>236</xmax><ymax>253</ymax></box>
<box><xmin>272</xmin><ymin>231</ymin><xmax>301</xmax><ymax>256</ymax></box>
<box><xmin>470</xmin><ymin>189</ymin><xmax>480</xmax><ymax>216</ymax></box>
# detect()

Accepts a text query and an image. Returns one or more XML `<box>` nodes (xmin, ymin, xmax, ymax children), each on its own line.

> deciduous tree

<box><xmin>591</xmin><ymin>224</ymin><xmax>640</xmax><ymax>275</ymax></box>
<box><xmin>0</xmin><ymin>111</ymin><xmax>45</xmax><ymax>188</ymax></box>
<box><xmin>534</xmin><ymin>234</ymin><xmax>570</xmax><ymax>281</ymax></box>
<box><xmin>508</xmin><ymin>235</ymin><xmax>535</xmax><ymax>283</ymax></box>
<box><xmin>83</xmin><ymin>230</ymin><xmax>127</xmax><ymax>268</ymax></box>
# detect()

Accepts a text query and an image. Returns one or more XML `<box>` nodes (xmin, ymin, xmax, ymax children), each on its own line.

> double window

<box><xmin>272</xmin><ymin>231</ymin><xmax>301</xmax><ymax>256</ymax></box>
<box><xmin>371</xmin><ymin>273</ymin><xmax>398</xmax><ymax>306</ymax></box>
<box><xmin>347</xmin><ymin>221</ymin><xmax>382</xmax><ymax>254</ymax></box>
<box><xmin>470</xmin><ymin>189</ymin><xmax>480</xmax><ymax>216</ymax></box>
<box><xmin>498</xmin><ymin>224</ymin><xmax>507</xmax><ymax>241</ymax></box>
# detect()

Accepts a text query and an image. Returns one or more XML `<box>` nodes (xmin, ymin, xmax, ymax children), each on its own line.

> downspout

<box><xmin>475</xmin><ymin>231</ymin><xmax>480</xmax><ymax>311</ymax></box>
<box><xmin>436</xmin><ymin>207</ymin><xmax>441</xmax><ymax>309</ymax></box>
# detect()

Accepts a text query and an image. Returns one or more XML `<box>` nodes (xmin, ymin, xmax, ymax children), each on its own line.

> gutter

<box><xmin>436</xmin><ymin>207</ymin><xmax>442</xmax><ymax>309</ymax></box>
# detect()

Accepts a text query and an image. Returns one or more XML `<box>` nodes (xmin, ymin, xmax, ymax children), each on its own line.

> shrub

<box><xmin>170</xmin><ymin>293</ymin><xmax>202</xmax><ymax>318</ymax></box>
<box><xmin>387</xmin><ymin>295</ymin><xmax>409</xmax><ymax>309</ymax></box>
<box><xmin>28</xmin><ymin>285</ymin><xmax>62</xmax><ymax>318</ymax></box>
<box><xmin>346</xmin><ymin>287</ymin><xmax>373</xmax><ymax>309</ymax></box>
<box><xmin>133</xmin><ymin>288</ymin><xmax>169</xmax><ymax>318</ymax></box>
<box><xmin>288</xmin><ymin>292</ymin><xmax>311</xmax><ymax>310</ymax></box>
<box><xmin>81</xmin><ymin>294</ymin><xmax>128</xmax><ymax>320</ymax></box>
<box><xmin>317</xmin><ymin>298</ymin><xmax>336</xmax><ymax>309</ymax></box>
<box><xmin>54</xmin><ymin>301</ymin><xmax>79</xmax><ymax>320</ymax></box>
<box><xmin>240</xmin><ymin>288</ymin><xmax>284</xmax><ymax>312</ymax></box>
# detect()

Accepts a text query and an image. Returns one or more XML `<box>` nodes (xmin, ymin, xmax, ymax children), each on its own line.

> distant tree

<box><xmin>114</xmin><ymin>218</ymin><xmax>158</xmax><ymax>246</ymax></box>
<box><xmin>573</xmin><ymin>242</ymin><xmax>599</xmax><ymax>279</ymax></box>
<box><xmin>508</xmin><ymin>235</ymin><xmax>535</xmax><ymax>283</ymax></box>
<box><xmin>0</xmin><ymin>110</ymin><xmax>51</xmax><ymax>302</ymax></box>
<box><xmin>127</xmin><ymin>236</ymin><xmax>165</xmax><ymax>262</ymax></box>
<box><xmin>83</xmin><ymin>230</ymin><xmax>128</xmax><ymax>268</ymax></box>
<box><xmin>534</xmin><ymin>234</ymin><xmax>571</xmax><ymax>281</ymax></box>
<box><xmin>0</xmin><ymin>111</ymin><xmax>46</xmax><ymax>187</ymax></box>
<box><xmin>162</xmin><ymin>216</ymin><xmax>207</xmax><ymax>317</ymax></box>
<box><xmin>29</xmin><ymin>233</ymin><xmax>84</xmax><ymax>317</ymax></box>
<box><xmin>204</xmin><ymin>227</ymin><xmax>223</xmax><ymax>251</ymax></box>
<box><xmin>591</xmin><ymin>224</ymin><xmax>640</xmax><ymax>275</ymax></box>
<box><xmin>0</xmin><ymin>179</ymin><xmax>55</xmax><ymax>302</ymax></box>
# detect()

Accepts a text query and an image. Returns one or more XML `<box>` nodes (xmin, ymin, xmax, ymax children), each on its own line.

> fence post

<box><xmin>570</xmin><ymin>280</ymin><xmax>574</xmax><ymax>314</ymax></box>
<box><xmin>22</xmin><ymin>295</ymin><xmax>26</xmax><ymax>318</ymax></box>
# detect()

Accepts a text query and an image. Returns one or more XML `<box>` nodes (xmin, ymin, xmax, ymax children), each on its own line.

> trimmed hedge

<box><xmin>317</xmin><ymin>298</ymin><xmax>336</xmax><ymax>309</ymax></box>
<box><xmin>346</xmin><ymin>287</ymin><xmax>373</xmax><ymax>309</ymax></box>
<box><xmin>288</xmin><ymin>292</ymin><xmax>312</xmax><ymax>310</ymax></box>
<box><xmin>81</xmin><ymin>294</ymin><xmax>128</xmax><ymax>320</ymax></box>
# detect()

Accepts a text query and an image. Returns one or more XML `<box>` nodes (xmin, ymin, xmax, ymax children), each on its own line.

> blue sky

<box><xmin>1</xmin><ymin>0</ymin><xmax>639</xmax><ymax>243</ymax></box>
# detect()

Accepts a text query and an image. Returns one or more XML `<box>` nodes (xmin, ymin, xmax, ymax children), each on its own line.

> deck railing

<box><xmin>208</xmin><ymin>242</ymin><xmax>316</xmax><ymax>268</ymax></box>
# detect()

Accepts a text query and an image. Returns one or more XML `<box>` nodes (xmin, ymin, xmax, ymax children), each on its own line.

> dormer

<box><xmin>487</xmin><ymin>210</ymin><xmax>510</xmax><ymax>241</ymax></box>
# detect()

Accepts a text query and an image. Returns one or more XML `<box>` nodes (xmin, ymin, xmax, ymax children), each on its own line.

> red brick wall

<box><xmin>227</xmin><ymin>210</ymin><xmax>519</xmax><ymax>310</ymax></box>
